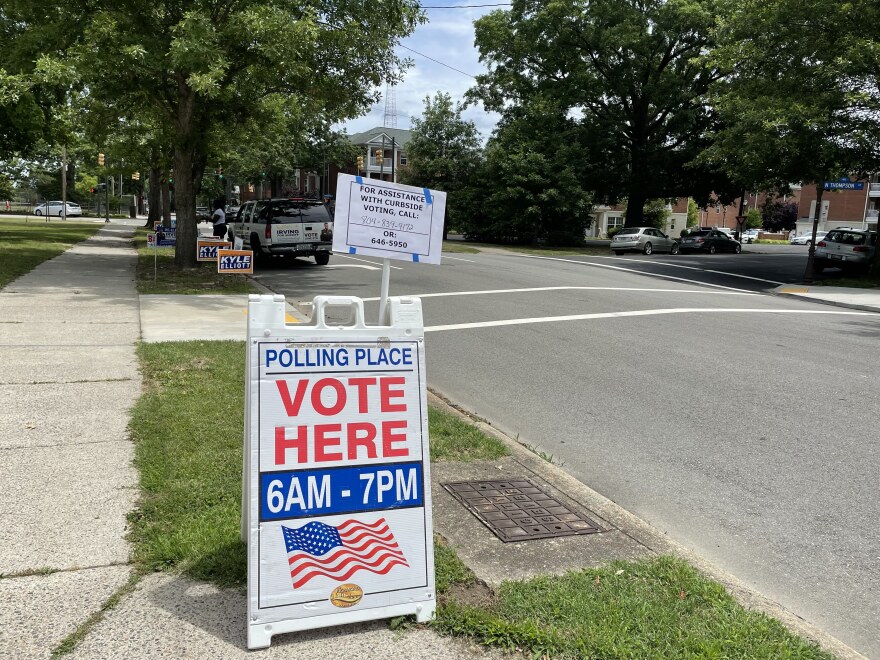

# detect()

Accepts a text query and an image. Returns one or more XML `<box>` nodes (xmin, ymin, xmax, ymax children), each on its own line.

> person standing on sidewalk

<box><xmin>211</xmin><ymin>198</ymin><xmax>227</xmax><ymax>238</ymax></box>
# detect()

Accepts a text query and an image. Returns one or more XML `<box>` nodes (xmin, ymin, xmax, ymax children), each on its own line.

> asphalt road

<box><xmin>254</xmin><ymin>247</ymin><xmax>880</xmax><ymax>656</ymax></box>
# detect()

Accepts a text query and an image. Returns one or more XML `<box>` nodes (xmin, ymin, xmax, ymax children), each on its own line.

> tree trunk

<box><xmin>172</xmin><ymin>78</ymin><xmax>206</xmax><ymax>268</ymax></box>
<box><xmin>624</xmin><ymin>190</ymin><xmax>646</xmax><ymax>227</ymax></box>
<box><xmin>803</xmin><ymin>184</ymin><xmax>824</xmax><ymax>282</ymax></box>
<box><xmin>161</xmin><ymin>177</ymin><xmax>171</xmax><ymax>226</ymax></box>
<box><xmin>146</xmin><ymin>147</ymin><xmax>161</xmax><ymax>227</ymax></box>
<box><xmin>173</xmin><ymin>145</ymin><xmax>198</xmax><ymax>267</ymax></box>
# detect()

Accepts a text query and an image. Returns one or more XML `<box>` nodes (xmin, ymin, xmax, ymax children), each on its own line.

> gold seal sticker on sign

<box><xmin>330</xmin><ymin>583</ymin><xmax>363</xmax><ymax>608</ymax></box>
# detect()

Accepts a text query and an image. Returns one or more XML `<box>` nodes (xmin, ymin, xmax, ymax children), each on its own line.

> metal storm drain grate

<box><xmin>442</xmin><ymin>479</ymin><xmax>602</xmax><ymax>542</ymax></box>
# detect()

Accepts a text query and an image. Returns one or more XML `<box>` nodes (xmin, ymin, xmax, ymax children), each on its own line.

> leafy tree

<box><xmin>22</xmin><ymin>1</ymin><xmax>423</xmax><ymax>266</ymax></box>
<box><xmin>461</xmin><ymin>107</ymin><xmax>592</xmax><ymax>246</ymax></box>
<box><xmin>707</xmin><ymin>0</ymin><xmax>880</xmax><ymax>279</ymax></box>
<box><xmin>761</xmin><ymin>199</ymin><xmax>798</xmax><ymax>233</ymax></box>
<box><xmin>470</xmin><ymin>0</ymin><xmax>734</xmax><ymax>227</ymax></box>
<box><xmin>745</xmin><ymin>207</ymin><xmax>762</xmax><ymax>230</ymax></box>
<box><xmin>687</xmin><ymin>198</ymin><xmax>700</xmax><ymax>228</ymax></box>
<box><xmin>399</xmin><ymin>93</ymin><xmax>483</xmax><ymax>239</ymax></box>
<box><xmin>0</xmin><ymin>172</ymin><xmax>13</xmax><ymax>201</ymax></box>
<box><xmin>642</xmin><ymin>200</ymin><xmax>671</xmax><ymax>230</ymax></box>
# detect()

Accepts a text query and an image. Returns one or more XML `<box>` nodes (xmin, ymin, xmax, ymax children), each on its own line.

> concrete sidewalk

<box><xmin>0</xmin><ymin>225</ymin><xmax>497</xmax><ymax>660</ymax></box>
<box><xmin>775</xmin><ymin>284</ymin><xmax>880</xmax><ymax>312</ymax></box>
<box><xmin>0</xmin><ymin>225</ymin><xmax>139</xmax><ymax>658</ymax></box>
<box><xmin>1</xmin><ymin>226</ymin><xmax>873</xmax><ymax>659</ymax></box>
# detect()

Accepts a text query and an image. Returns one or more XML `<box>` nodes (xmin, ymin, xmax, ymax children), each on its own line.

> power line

<box><xmin>398</xmin><ymin>44</ymin><xmax>477</xmax><ymax>78</ymax></box>
<box><xmin>420</xmin><ymin>3</ymin><xmax>510</xmax><ymax>8</ymax></box>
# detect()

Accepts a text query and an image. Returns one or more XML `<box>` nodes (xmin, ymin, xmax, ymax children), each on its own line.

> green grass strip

<box><xmin>133</xmin><ymin>227</ymin><xmax>256</xmax><ymax>294</ymax></box>
<box><xmin>0</xmin><ymin>218</ymin><xmax>103</xmax><ymax>289</ymax></box>
<box><xmin>128</xmin><ymin>340</ymin><xmax>830</xmax><ymax>658</ymax></box>
<box><xmin>435</xmin><ymin>556</ymin><xmax>831</xmax><ymax>659</ymax></box>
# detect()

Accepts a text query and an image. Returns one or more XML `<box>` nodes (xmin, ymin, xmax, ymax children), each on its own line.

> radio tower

<box><xmin>383</xmin><ymin>80</ymin><xmax>397</xmax><ymax>129</ymax></box>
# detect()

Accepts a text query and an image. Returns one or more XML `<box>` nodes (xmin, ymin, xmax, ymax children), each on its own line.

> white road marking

<box><xmin>336</xmin><ymin>254</ymin><xmax>403</xmax><ymax>270</ymax></box>
<box><xmin>425</xmin><ymin>308</ymin><xmax>877</xmax><ymax>332</ymax></box>
<box><xmin>550</xmin><ymin>254</ymin><xmax>786</xmax><ymax>286</ymax></box>
<box><xmin>358</xmin><ymin>286</ymin><xmax>761</xmax><ymax>302</ymax></box>
<box><xmin>522</xmin><ymin>255</ymin><xmax>755</xmax><ymax>292</ymax></box>
<box><xmin>325</xmin><ymin>264</ymin><xmax>380</xmax><ymax>271</ymax></box>
<box><xmin>442</xmin><ymin>255</ymin><xmax>477</xmax><ymax>263</ymax></box>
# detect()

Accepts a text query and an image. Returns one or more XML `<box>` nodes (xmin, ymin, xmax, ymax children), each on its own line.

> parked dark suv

<box><xmin>228</xmin><ymin>198</ymin><xmax>333</xmax><ymax>265</ymax></box>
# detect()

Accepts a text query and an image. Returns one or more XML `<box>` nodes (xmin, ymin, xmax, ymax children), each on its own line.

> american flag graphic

<box><xmin>282</xmin><ymin>518</ymin><xmax>409</xmax><ymax>589</ymax></box>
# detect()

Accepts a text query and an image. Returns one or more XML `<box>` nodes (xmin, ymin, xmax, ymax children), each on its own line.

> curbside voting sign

<box><xmin>245</xmin><ymin>295</ymin><xmax>435</xmax><ymax>648</ymax></box>
<box><xmin>332</xmin><ymin>173</ymin><xmax>447</xmax><ymax>264</ymax></box>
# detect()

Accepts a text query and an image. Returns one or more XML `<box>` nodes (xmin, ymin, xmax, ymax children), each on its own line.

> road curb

<box><xmin>427</xmin><ymin>388</ymin><xmax>867</xmax><ymax>660</ymax></box>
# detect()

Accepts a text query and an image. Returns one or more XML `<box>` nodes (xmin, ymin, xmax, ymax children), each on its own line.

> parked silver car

<box><xmin>611</xmin><ymin>227</ymin><xmax>679</xmax><ymax>255</ymax></box>
<box><xmin>814</xmin><ymin>229</ymin><xmax>877</xmax><ymax>272</ymax></box>
<box><xmin>790</xmin><ymin>231</ymin><xmax>827</xmax><ymax>246</ymax></box>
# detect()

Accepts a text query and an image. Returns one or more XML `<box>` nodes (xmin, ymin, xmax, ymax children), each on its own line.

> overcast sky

<box><xmin>340</xmin><ymin>3</ymin><xmax>505</xmax><ymax>141</ymax></box>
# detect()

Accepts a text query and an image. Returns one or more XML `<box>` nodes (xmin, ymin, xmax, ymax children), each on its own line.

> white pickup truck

<box><xmin>228</xmin><ymin>198</ymin><xmax>333</xmax><ymax>265</ymax></box>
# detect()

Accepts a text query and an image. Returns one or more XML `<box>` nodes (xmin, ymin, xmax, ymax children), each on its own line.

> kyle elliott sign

<box><xmin>197</xmin><ymin>239</ymin><xmax>232</xmax><ymax>261</ymax></box>
<box><xmin>332</xmin><ymin>173</ymin><xmax>446</xmax><ymax>264</ymax></box>
<box><xmin>217</xmin><ymin>249</ymin><xmax>253</xmax><ymax>273</ymax></box>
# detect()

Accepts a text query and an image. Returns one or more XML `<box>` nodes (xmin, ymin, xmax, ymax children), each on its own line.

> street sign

<box><xmin>244</xmin><ymin>295</ymin><xmax>435</xmax><ymax>649</ymax></box>
<box><xmin>824</xmin><ymin>178</ymin><xmax>865</xmax><ymax>190</ymax></box>
<box><xmin>217</xmin><ymin>249</ymin><xmax>253</xmax><ymax>274</ymax></box>
<box><xmin>197</xmin><ymin>239</ymin><xmax>232</xmax><ymax>262</ymax></box>
<box><xmin>332</xmin><ymin>174</ymin><xmax>447</xmax><ymax>264</ymax></box>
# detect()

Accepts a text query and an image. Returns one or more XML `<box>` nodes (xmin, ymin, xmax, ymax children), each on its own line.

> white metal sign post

<box><xmin>332</xmin><ymin>174</ymin><xmax>447</xmax><ymax>324</ymax></box>
<box><xmin>244</xmin><ymin>294</ymin><xmax>435</xmax><ymax>649</ymax></box>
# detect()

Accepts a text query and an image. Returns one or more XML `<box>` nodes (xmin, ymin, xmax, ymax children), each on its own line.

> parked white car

<box><xmin>790</xmin><ymin>231</ymin><xmax>827</xmax><ymax>246</ymax></box>
<box><xmin>741</xmin><ymin>229</ymin><xmax>761</xmax><ymax>243</ymax></box>
<box><xmin>34</xmin><ymin>201</ymin><xmax>82</xmax><ymax>217</ymax></box>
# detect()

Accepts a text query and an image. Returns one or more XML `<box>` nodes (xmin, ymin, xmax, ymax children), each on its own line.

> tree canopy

<box><xmin>469</xmin><ymin>0</ymin><xmax>734</xmax><ymax>227</ymax></box>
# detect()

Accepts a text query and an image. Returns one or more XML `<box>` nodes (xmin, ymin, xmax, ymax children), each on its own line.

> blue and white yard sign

<box><xmin>244</xmin><ymin>295</ymin><xmax>435</xmax><ymax>649</ymax></box>
<box><xmin>332</xmin><ymin>174</ymin><xmax>447</xmax><ymax>264</ymax></box>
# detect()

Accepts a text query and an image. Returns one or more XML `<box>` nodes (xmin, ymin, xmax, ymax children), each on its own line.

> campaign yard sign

<box><xmin>245</xmin><ymin>295</ymin><xmax>435</xmax><ymax>648</ymax></box>
<box><xmin>217</xmin><ymin>249</ymin><xmax>253</xmax><ymax>274</ymax></box>
<box><xmin>197</xmin><ymin>239</ymin><xmax>232</xmax><ymax>262</ymax></box>
<box><xmin>147</xmin><ymin>228</ymin><xmax>176</xmax><ymax>247</ymax></box>
<box><xmin>332</xmin><ymin>173</ymin><xmax>447</xmax><ymax>264</ymax></box>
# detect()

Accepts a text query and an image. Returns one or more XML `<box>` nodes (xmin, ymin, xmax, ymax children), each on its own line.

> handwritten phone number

<box><xmin>371</xmin><ymin>238</ymin><xmax>408</xmax><ymax>248</ymax></box>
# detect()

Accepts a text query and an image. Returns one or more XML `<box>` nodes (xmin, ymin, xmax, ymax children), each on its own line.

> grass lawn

<box><xmin>133</xmin><ymin>227</ymin><xmax>256</xmax><ymax>294</ymax></box>
<box><xmin>0</xmin><ymin>217</ymin><xmax>103</xmax><ymax>289</ymax></box>
<box><xmin>128</xmin><ymin>340</ymin><xmax>830</xmax><ymax>659</ymax></box>
<box><xmin>441</xmin><ymin>241</ymin><xmax>481</xmax><ymax>254</ymax></box>
<box><xmin>814</xmin><ymin>276</ymin><xmax>880</xmax><ymax>288</ymax></box>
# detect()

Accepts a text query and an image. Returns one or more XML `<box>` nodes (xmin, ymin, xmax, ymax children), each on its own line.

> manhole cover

<box><xmin>441</xmin><ymin>478</ymin><xmax>603</xmax><ymax>542</ymax></box>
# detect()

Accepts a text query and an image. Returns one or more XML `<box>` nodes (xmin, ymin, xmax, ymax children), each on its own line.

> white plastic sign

<box><xmin>244</xmin><ymin>295</ymin><xmax>435</xmax><ymax>648</ymax></box>
<box><xmin>332</xmin><ymin>174</ymin><xmax>447</xmax><ymax>264</ymax></box>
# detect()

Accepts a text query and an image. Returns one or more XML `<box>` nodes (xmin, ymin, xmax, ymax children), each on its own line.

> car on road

<box><xmin>741</xmin><ymin>228</ymin><xmax>761</xmax><ymax>244</ymax></box>
<box><xmin>228</xmin><ymin>198</ymin><xmax>333</xmax><ymax>266</ymax></box>
<box><xmin>611</xmin><ymin>227</ymin><xmax>680</xmax><ymax>255</ymax></box>
<box><xmin>814</xmin><ymin>229</ymin><xmax>877</xmax><ymax>272</ymax></box>
<box><xmin>678</xmin><ymin>229</ymin><xmax>742</xmax><ymax>254</ymax></box>
<box><xmin>196</xmin><ymin>207</ymin><xmax>211</xmax><ymax>223</ymax></box>
<box><xmin>790</xmin><ymin>231</ymin><xmax>827</xmax><ymax>246</ymax></box>
<box><xmin>34</xmin><ymin>201</ymin><xmax>82</xmax><ymax>217</ymax></box>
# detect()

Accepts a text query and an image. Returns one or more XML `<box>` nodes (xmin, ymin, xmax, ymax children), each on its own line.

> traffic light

<box><xmin>356</xmin><ymin>154</ymin><xmax>364</xmax><ymax>171</ymax></box>
<box><xmin>131</xmin><ymin>172</ymin><xmax>140</xmax><ymax>181</ymax></box>
<box><xmin>375</xmin><ymin>148</ymin><xmax>384</xmax><ymax>166</ymax></box>
<box><xmin>218</xmin><ymin>165</ymin><xmax>224</xmax><ymax>181</ymax></box>
<box><xmin>97</xmin><ymin>153</ymin><xmax>105</xmax><ymax>166</ymax></box>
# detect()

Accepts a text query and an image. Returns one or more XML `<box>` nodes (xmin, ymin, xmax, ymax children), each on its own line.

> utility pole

<box><xmin>61</xmin><ymin>145</ymin><xmax>68</xmax><ymax>221</ymax></box>
<box><xmin>391</xmin><ymin>137</ymin><xmax>396</xmax><ymax>183</ymax></box>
